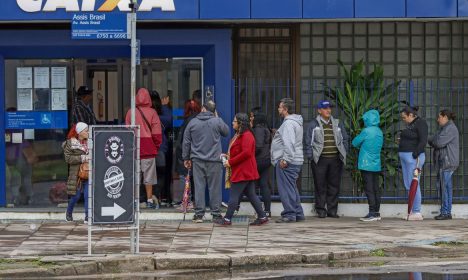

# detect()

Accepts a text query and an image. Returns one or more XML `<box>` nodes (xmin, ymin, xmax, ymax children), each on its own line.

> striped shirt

<box><xmin>321</xmin><ymin>120</ymin><xmax>339</xmax><ymax>157</ymax></box>
<box><xmin>72</xmin><ymin>100</ymin><xmax>97</xmax><ymax>125</ymax></box>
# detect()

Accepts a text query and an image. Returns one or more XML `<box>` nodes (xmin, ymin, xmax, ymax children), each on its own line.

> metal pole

<box><xmin>130</xmin><ymin>0</ymin><xmax>137</xmax><ymax>126</ymax></box>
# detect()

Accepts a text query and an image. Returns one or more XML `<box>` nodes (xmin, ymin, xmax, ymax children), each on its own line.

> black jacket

<box><xmin>398</xmin><ymin>116</ymin><xmax>428</xmax><ymax>158</ymax></box>
<box><xmin>253</xmin><ymin>125</ymin><xmax>271</xmax><ymax>164</ymax></box>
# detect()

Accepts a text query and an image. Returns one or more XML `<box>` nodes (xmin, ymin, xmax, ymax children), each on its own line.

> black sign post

<box><xmin>88</xmin><ymin>125</ymin><xmax>140</xmax><ymax>255</ymax></box>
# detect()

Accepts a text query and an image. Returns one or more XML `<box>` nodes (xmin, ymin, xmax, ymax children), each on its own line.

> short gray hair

<box><xmin>203</xmin><ymin>100</ymin><xmax>216</xmax><ymax>113</ymax></box>
<box><xmin>280</xmin><ymin>98</ymin><xmax>295</xmax><ymax>114</ymax></box>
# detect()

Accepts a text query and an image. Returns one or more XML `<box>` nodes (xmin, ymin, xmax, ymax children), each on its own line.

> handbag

<box><xmin>78</xmin><ymin>162</ymin><xmax>90</xmax><ymax>180</ymax></box>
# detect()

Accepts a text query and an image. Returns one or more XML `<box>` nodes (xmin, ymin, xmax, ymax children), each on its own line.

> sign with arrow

<box><xmin>91</xmin><ymin>126</ymin><xmax>136</xmax><ymax>225</ymax></box>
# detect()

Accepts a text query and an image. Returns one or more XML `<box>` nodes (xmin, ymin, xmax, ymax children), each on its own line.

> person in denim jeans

<box><xmin>398</xmin><ymin>106</ymin><xmax>428</xmax><ymax>221</ymax></box>
<box><xmin>429</xmin><ymin>109</ymin><xmax>459</xmax><ymax>220</ymax></box>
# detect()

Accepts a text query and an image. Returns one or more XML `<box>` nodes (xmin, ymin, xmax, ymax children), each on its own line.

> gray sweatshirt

<box><xmin>429</xmin><ymin>120</ymin><xmax>459</xmax><ymax>171</ymax></box>
<box><xmin>182</xmin><ymin>111</ymin><xmax>229</xmax><ymax>162</ymax></box>
<box><xmin>270</xmin><ymin>114</ymin><xmax>304</xmax><ymax>166</ymax></box>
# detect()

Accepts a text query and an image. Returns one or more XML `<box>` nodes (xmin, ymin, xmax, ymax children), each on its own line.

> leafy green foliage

<box><xmin>326</xmin><ymin>59</ymin><xmax>401</xmax><ymax>191</ymax></box>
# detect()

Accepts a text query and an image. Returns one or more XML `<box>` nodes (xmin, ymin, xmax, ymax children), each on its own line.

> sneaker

<box><xmin>65</xmin><ymin>212</ymin><xmax>73</xmax><ymax>222</ymax></box>
<box><xmin>435</xmin><ymin>213</ymin><xmax>452</xmax><ymax>220</ymax></box>
<box><xmin>360</xmin><ymin>213</ymin><xmax>380</xmax><ymax>222</ymax></box>
<box><xmin>214</xmin><ymin>217</ymin><xmax>232</xmax><ymax>226</ymax></box>
<box><xmin>249</xmin><ymin>217</ymin><xmax>269</xmax><ymax>226</ymax></box>
<box><xmin>265</xmin><ymin>211</ymin><xmax>272</xmax><ymax>218</ymax></box>
<box><xmin>212</xmin><ymin>213</ymin><xmax>223</xmax><ymax>220</ymax></box>
<box><xmin>146</xmin><ymin>200</ymin><xmax>157</xmax><ymax>209</ymax></box>
<box><xmin>151</xmin><ymin>196</ymin><xmax>160</xmax><ymax>209</ymax></box>
<box><xmin>192</xmin><ymin>214</ymin><xmax>204</xmax><ymax>223</ymax></box>
<box><xmin>407</xmin><ymin>213</ymin><xmax>424</xmax><ymax>221</ymax></box>
<box><xmin>221</xmin><ymin>202</ymin><xmax>229</xmax><ymax>208</ymax></box>
<box><xmin>84</xmin><ymin>217</ymin><xmax>88</xmax><ymax>224</ymax></box>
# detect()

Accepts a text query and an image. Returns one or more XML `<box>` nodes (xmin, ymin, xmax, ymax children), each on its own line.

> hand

<box><xmin>184</xmin><ymin>160</ymin><xmax>192</xmax><ymax>169</ymax></box>
<box><xmin>162</xmin><ymin>96</ymin><xmax>170</xmax><ymax>106</ymax></box>
<box><xmin>279</xmin><ymin>159</ymin><xmax>288</xmax><ymax>169</ymax></box>
<box><xmin>223</xmin><ymin>161</ymin><xmax>230</xmax><ymax>168</ymax></box>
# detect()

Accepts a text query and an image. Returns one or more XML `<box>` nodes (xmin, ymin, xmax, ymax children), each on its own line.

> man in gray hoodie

<box><xmin>271</xmin><ymin>98</ymin><xmax>305</xmax><ymax>223</ymax></box>
<box><xmin>183</xmin><ymin>101</ymin><xmax>229</xmax><ymax>223</ymax></box>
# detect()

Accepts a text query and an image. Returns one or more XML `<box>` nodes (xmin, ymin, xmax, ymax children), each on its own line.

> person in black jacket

<box><xmin>398</xmin><ymin>106</ymin><xmax>428</xmax><ymax>221</ymax></box>
<box><xmin>252</xmin><ymin>112</ymin><xmax>272</xmax><ymax>216</ymax></box>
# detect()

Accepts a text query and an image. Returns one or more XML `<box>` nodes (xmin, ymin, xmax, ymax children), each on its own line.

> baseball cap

<box><xmin>77</xmin><ymin>86</ymin><xmax>93</xmax><ymax>96</ymax></box>
<box><xmin>317</xmin><ymin>100</ymin><xmax>333</xmax><ymax>109</ymax></box>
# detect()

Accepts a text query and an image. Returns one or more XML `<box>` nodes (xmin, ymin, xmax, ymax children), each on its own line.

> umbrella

<box><xmin>181</xmin><ymin>170</ymin><xmax>191</xmax><ymax>221</ymax></box>
<box><xmin>407</xmin><ymin>158</ymin><xmax>421</xmax><ymax>220</ymax></box>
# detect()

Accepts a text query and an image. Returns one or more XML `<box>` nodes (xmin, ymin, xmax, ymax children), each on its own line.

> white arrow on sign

<box><xmin>101</xmin><ymin>203</ymin><xmax>126</xmax><ymax>220</ymax></box>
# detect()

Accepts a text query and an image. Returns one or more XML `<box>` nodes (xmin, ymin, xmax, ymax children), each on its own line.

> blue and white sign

<box><xmin>6</xmin><ymin>111</ymin><xmax>68</xmax><ymax>129</ymax></box>
<box><xmin>72</xmin><ymin>13</ymin><xmax>130</xmax><ymax>40</ymax></box>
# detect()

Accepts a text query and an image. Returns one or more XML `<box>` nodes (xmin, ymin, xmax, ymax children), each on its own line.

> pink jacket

<box><xmin>125</xmin><ymin>88</ymin><xmax>162</xmax><ymax>159</ymax></box>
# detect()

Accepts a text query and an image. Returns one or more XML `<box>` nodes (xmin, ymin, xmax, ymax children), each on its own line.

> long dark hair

<box><xmin>150</xmin><ymin>90</ymin><xmax>163</xmax><ymax>115</ymax></box>
<box><xmin>439</xmin><ymin>109</ymin><xmax>456</xmax><ymax>121</ymax></box>
<box><xmin>252</xmin><ymin>112</ymin><xmax>268</xmax><ymax>128</ymax></box>
<box><xmin>235</xmin><ymin>113</ymin><xmax>251</xmax><ymax>135</ymax></box>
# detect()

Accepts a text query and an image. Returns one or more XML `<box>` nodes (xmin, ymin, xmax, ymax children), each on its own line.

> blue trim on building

<box><xmin>0</xmin><ymin>55</ymin><xmax>5</xmax><ymax>207</ymax></box>
<box><xmin>2</xmin><ymin>0</ymin><xmax>468</xmax><ymax>21</ymax></box>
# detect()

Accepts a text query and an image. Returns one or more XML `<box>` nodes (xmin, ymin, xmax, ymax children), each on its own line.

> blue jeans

<box><xmin>439</xmin><ymin>170</ymin><xmax>454</xmax><ymax>215</ymax></box>
<box><xmin>67</xmin><ymin>181</ymin><xmax>88</xmax><ymax>218</ymax></box>
<box><xmin>275</xmin><ymin>163</ymin><xmax>304</xmax><ymax>221</ymax></box>
<box><xmin>399</xmin><ymin>152</ymin><xmax>425</xmax><ymax>213</ymax></box>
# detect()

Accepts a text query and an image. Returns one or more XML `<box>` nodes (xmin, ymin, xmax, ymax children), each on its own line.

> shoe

<box><xmin>407</xmin><ymin>213</ymin><xmax>424</xmax><ymax>221</ymax></box>
<box><xmin>151</xmin><ymin>196</ymin><xmax>160</xmax><ymax>209</ymax></box>
<box><xmin>317</xmin><ymin>212</ymin><xmax>327</xmax><ymax>218</ymax></box>
<box><xmin>146</xmin><ymin>200</ymin><xmax>157</xmax><ymax>209</ymax></box>
<box><xmin>249</xmin><ymin>217</ymin><xmax>269</xmax><ymax>226</ymax></box>
<box><xmin>65</xmin><ymin>212</ymin><xmax>73</xmax><ymax>222</ymax></box>
<box><xmin>435</xmin><ymin>213</ymin><xmax>452</xmax><ymax>220</ymax></box>
<box><xmin>265</xmin><ymin>211</ymin><xmax>272</xmax><ymax>218</ymax></box>
<box><xmin>360</xmin><ymin>213</ymin><xmax>380</xmax><ymax>222</ymax></box>
<box><xmin>214</xmin><ymin>217</ymin><xmax>232</xmax><ymax>226</ymax></box>
<box><xmin>275</xmin><ymin>217</ymin><xmax>295</xmax><ymax>223</ymax></box>
<box><xmin>192</xmin><ymin>214</ymin><xmax>204</xmax><ymax>223</ymax></box>
<box><xmin>84</xmin><ymin>217</ymin><xmax>88</xmax><ymax>224</ymax></box>
<box><xmin>221</xmin><ymin>202</ymin><xmax>229</xmax><ymax>208</ymax></box>
<box><xmin>327</xmin><ymin>213</ymin><xmax>340</xmax><ymax>218</ymax></box>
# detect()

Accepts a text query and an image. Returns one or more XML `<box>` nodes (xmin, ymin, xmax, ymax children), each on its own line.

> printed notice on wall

<box><xmin>51</xmin><ymin>67</ymin><xmax>67</xmax><ymax>88</ymax></box>
<box><xmin>34</xmin><ymin>67</ymin><xmax>50</xmax><ymax>89</ymax></box>
<box><xmin>51</xmin><ymin>89</ymin><xmax>67</xmax><ymax>110</ymax></box>
<box><xmin>17</xmin><ymin>67</ymin><xmax>33</xmax><ymax>89</ymax></box>
<box><xmin>17</xmin><ymin>88</ymin><xmax>33</xmax><ymax>111</ymax></box>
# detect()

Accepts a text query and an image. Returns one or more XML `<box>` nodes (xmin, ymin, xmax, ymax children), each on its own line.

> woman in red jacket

<box><xmin>214</xmin><ymin>113</ymin><xmax>269</xmax><ymax>226</ymax></box>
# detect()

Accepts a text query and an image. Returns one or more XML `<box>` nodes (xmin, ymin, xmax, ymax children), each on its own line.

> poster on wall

<box><xmin>17</xmin><ymin>67</ymin><xmax>33</xmax><ymax>89</ymax></box>
<box><xmin>17</xmin><ymin>88</ymin><xmax>33</xmax><ymax>111</ymax></box>
<box><xmin>34</xmin><ymin>89</ymin><xmax>51</xmax><ymax>111</ymax></box>
<box><xmin>51</xmin><ymin>89</ymin><xmax>67</xmax><ymax>110</ymax></box>
<box><xmin>51</xmin><ymin>67</ymin><xmax>67</xmax><ymax>88</ymax></box>
<box><xmin>34</xmin><ymin>67</ymin><xmax>50</xmax><ymax>89</ymax></box>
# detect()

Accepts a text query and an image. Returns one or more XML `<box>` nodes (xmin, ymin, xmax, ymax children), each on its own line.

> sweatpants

<box><xmin>192</xmin><ymin>159</ymin><xmax>223</xmax><ymax>216</ymax></box>
<box><xmin>275</xmin><ymin>163</ymin><xmax>304</xmax><ymax>221</ymax></box>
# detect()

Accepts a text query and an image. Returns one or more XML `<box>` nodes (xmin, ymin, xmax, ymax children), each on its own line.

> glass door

<box><xmin>140</xmin><ymin>58</ymin><xmax>203</xmax><ymax>205</ymax></box>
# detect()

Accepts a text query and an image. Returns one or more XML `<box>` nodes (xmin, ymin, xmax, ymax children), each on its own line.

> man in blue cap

<box><xmin>304</xmin><ymin>100</ymin><xmax>349</xmax><ymax>218</ymax></box>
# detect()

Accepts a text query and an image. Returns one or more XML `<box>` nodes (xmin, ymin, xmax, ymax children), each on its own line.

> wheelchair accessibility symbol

<box><xmin>40</xmin><ymin>113</ymin><xmax>51</xmax><ymax>125</ymax></box>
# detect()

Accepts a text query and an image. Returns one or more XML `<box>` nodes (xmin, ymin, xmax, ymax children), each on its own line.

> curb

<box><xmin>0</xmin><ymin>249</ymin><xmax>371</xmax><ymax>278</ymax></box>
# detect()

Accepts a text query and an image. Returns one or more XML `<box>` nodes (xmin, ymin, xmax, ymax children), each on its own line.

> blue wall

<box><xmin>1</xmin><ymin>0</ymin><xmax>468</xmax><ymax>20</ymax></box>
<box><xmin>0</xmin><ymin>29</ymin><xmax>233</xmax><ymax>206</ymax></box>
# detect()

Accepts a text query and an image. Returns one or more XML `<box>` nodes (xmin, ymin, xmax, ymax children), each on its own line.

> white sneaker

<box><xmin>407</xmin><ymin>213</ymin><xmax>424</xmax><ymax>221</ymax></box>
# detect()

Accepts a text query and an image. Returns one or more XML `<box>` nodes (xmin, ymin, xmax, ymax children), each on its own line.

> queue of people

<box><xmin>64</xmin><ymin>86</ymin><xmax>460</xmax><ymax>225</ymax></box>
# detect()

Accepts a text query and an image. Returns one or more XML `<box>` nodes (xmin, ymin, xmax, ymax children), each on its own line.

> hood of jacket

<box><xmin>363</xmin><ymin>109</ymin><xmax>380</xmax><ymax>128</ymax></box>
<box><xmin>196</xmin><ymin>111</ymin><xmax>214</xmax><ymax>121</ymax></box>
<box><xmin>284</xmin><ymin>114</ymin><xmax>303</xmax><ymax>126</ymax></box>
<box><xmin>136</xmin><ymin>88</ymin><xmax>151</xmax><ymax>108</ymax></box>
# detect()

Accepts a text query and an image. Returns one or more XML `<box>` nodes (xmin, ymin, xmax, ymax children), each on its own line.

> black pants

<box><xmin>226</xmin><ymin>180</ymin><xmax>266</xmax><ymax>220</ymax></box>
<box><xmin>237</xmin><ymin>162</ymin><xmax>272</xmax><ymax>212</ymax></box>
<box><xmin>311</xmin><ymin>156</ymin><xmax>343</xmax><ymax>215</ymax></box>
<box><xmin>361</xmin><ymin>170</ymin><xmax>381</xmax><ymax>214</ymax></box>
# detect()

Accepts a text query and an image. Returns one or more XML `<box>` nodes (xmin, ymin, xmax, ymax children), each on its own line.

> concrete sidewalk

<box><xmin>0</xmin><ymin>217</ymin><xmax>467</xmax><ymax>277</ymax></box>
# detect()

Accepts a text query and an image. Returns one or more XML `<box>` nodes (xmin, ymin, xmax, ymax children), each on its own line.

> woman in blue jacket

<box><xmin>352</xmin><ymin>109</ymin><xmax>383</xmax><ymax>222</ymax></box>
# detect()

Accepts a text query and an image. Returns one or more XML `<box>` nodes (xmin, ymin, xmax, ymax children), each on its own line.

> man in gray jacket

<box><xmin>304</xmin><ymin>100</ymin><xmax>348</xmax><ymax>218</ymax></box>
<box><xmin>271</xmin><ymin>98</ymin><xmax>305</xmax><ymax>223</ymax></box>
<box><xmin>183</xmin><ymin>101</ymin><xmax>229</xmax><ymax>223</ymax></box>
